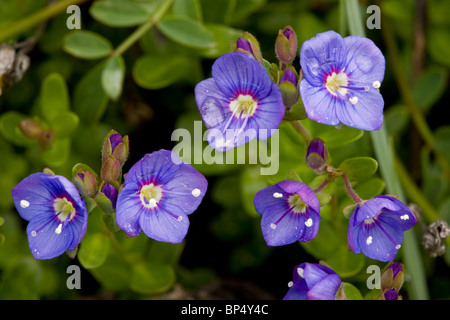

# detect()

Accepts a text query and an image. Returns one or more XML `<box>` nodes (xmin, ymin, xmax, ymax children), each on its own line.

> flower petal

<box><xmin>335</xmin><ymin>89</ymin><xmax>384</xmax><ymax>130</ymax></box>
<box><xmin>163</xmin><ymin>161</ymin><xmax>208</xmax><ymax>215</ymax></box>
<box><xmin>12</xmin><ymin>173</ymin><xmax>55</xmax><ymax>221</ymax></box>
<box><xmin>124</xmin><ymin>150</ymin><xmax>179</xmax><ymax>185</ymax></box>
<box><xmin>139</xmin><ymin>202</ymin><xmax>189</xmax><ymax>244</ymax></box>
<box><xmin>26</xmin><ymin>214</ymin><xmax>74</xmax><ymax>259</ymax></box>
<box><xmin>343</xmin><ymin>36</ymin><xmax>385</xmax><ymax>84</ymax></box>
<box><xmin>299</xmin><ymin>80</ymin><xmax>341</xmax><ymax>126</ymax></box>
<box><xmin>212</xmin><ymin>52</ymin><xmax>273</xmax><ymax>99</ymax></box>
<box><xmin>195</xmin><ymin>78</ymin><xmax>230</xmax><ymax>129</ymax></box>
<box><xmin>299</xmin><ymin>30</ymin><xmax>346</xmax><ymax>87</ymax></box>
<box><xmin>116</xmin><ymin>182</ymin><xmax>143</xmax><ymax>237</ymax></box>
<box><xmin>307</xmin><ymin>274</ymin><xmax>341</xmax><ymax>300</ymax></box>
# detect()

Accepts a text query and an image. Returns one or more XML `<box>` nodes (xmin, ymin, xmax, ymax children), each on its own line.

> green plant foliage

<box><xmin>0</xmin><ymin>0</ymin><xmax>448</xmax><ymax>303</ymax></box>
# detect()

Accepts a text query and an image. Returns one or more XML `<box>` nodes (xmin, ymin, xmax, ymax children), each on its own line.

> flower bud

<box><xmin>102</xmin><ymin>130</ymin><xmax>129</xmax><ymax>166</ymax></box>
<box><xmin>275</xmin><ymin>26</ymin><xmax>297</xmax><ymax>65</ymax></box>
<box><xmin>381</xmin><ymin>262</ymin><xmax>405</xmax><ymax>292</ymax></box>
<box><xmin>306</xmin><ymin>138</ymin><xmax>328</xmax><ymax>174</ymax></box>
<box><xmin>279</xmin><ymin>68</ymin><xmax>300</xmax><ymax>109</ymax></box>
<box><xmin>232</xmin><ymin>32</ymin><xmax>264</xmax><ymax>64</ymax></box>
<box><xmin>101</xmin><ymin>183</ymin><xmax>118</xmax><ymax>209</ymax></box>
<box><xmin>72</xmin><ymin>169</ymin><xmax>98</xmax><ymax>198</ymax></box>
<box><xmin>18</xmin><ymin>119</ymin><xmax>43</xmax><ymax>139</ymax></box>
<box><xmin>101</xmin><ymin>156</ymin><xmax>122</xmax><ymax>184</ymax></box>
<box><xmin>36</xmin><ymin>129</ymin><xmax>55</xmax><ymax>150</ymax></box>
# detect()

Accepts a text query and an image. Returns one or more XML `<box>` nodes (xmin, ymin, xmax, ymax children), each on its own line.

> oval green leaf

<box><xmin>338</xmin><ymin>156</ymin><xmax>378</xmax><ymax>182</ymax></box>
<box><xmin>78</xmin><ymin>232</ymin><xmax>111</xmax><ymax>269</ymax></box>
<box><xmin>101</xmin><ymin>55</ymin><xmax>125</xmax><ymax>101</ymax></box>
<box><xmin>133</xmin><ymin>53</ymin><xmax>191</xmax><ymax>89</ymax></box>
<box><xmin>63</xmin><ymin>30</ymin><xmax>112</xmax><ymax>60</ymax></box>
<box><xmin>89</xmin><ymin>0</ymin><xmax>149</xmax><ymax>28</ymax></box>
<box><xmin>157</xmin><ymin>16</ymin><xmax>214</xmax><ymax>49</ymax></box>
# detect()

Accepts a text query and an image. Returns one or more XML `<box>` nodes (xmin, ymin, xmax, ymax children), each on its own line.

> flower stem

<box><xmin>112</xmin><ymin>0</ymin><xmax>174</xmax><ymax>57</ymax></box>
<box><xmin>289</xmin><ymin>120</ymin><xmax>311</xmax><ymax>142</ymax></box>
<box><xmin>340</xmin><ymin>173</ymin><xmax>363</xmax><ymax>204</ymax></box>
<box><xmin>0</xmin><ymin>0</ymin><xmax>91</xmax><ymax>43</ymax></box>
<box><xmin>313</xmin><ymin>178</ymin><xmax>329</xmax><ymax>193</ymax></box>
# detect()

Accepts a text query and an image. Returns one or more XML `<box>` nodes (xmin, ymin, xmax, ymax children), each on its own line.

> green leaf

<box><xmin>157</xmin><ymin>15</ymin><xmax>215</xmax><ymax>49</ymax></box>
<box><xmin>63</xmin><ymin>30</ymin><xmax>112</xmax><ymax>60</ymax></box>
<box><xmin>427</xmin><ymin>28</ymin><xmax>450</xmax><ymax>67</ymax></box>
<box><xmin>78</xmin><ymin>232</ymin><xmax>111</xmax><ymax>269</ymax></box>
<box><xmin>40</xmin><ymin>73</ymin><xmax>70</xmax><ymax>121</ymax></box>
<box><xmin>89</xmin><ymin>0</ymin><xmax>149</xmax><ymax>27</ymax></box>
<box><xmin>320</xmin><ymin>125</ymin><xmax>364</xmax><ymax>149</ymax></box>
<box><xmin>101</xmin><ymin>55</ymin><xmax>125</xmax><ymax>101</ymax></box>
<box><xmin>336</xmin><ymin>282</ymin><xmax>364</xmax><ymax>300</ymax></box>
<box><xmin>197</xmin><ymin>24</ymin><xmax>244</xmax><ymax>58</ymax></box>
<box><xmin>147</xmin><ymin>241</ymin><xmax>185</xmax><ymax>266</ymax></box>
<box><xmin>240</xmin><ymin>166</ymin><xmax>270</xmax><ymax>217</ymax></box>
<box><xmin>133</xmin><ymin>53</ymin><xmax>192</xmax><ymax>89</ymax></box>
<box><xmin>73</xmin><ymin>61</ymin><xmax>109</xmax><ymax>124</ymax></box>
<box><xmin>49</xmin><ymin>111</ymin><xmax>79</xmax><ymax>138</ymax></box>
<box><xmin>338</xmin><ymin>157</ymin><xmax>378</xmax><ymax>182</ymax></box>
<box><xmin>354</xmin><ymin>177</ymin><xmax>386</xmax><ymax>200</ymax></box>
<box><xmin>130</xmin><ymin>261</ymin><xmax>175</xmax><ymax>294</ymax></box>
<box><xmin>173</xmin><ymin>0</ymin><xmax>202</xmax><ymax>21</ymax></box>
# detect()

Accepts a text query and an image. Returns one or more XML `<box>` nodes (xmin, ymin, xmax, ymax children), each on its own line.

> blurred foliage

<box><xmin>0</xmin><ymin>0</ymin><xmax>448</xmax><ymax>300</ymax></box>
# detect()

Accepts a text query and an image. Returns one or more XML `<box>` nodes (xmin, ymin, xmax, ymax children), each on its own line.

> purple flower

<box><xmin>382</xmin><ymin>288</ymin><xmax>399</xmax><ymax>300</ymax></box>
<box><xmin>306</xmin><ymin>138</ymin><xmax>328</xmax><ymax>173</ymax></box>
<box><xmin>116</xmin><ymin>149</ymin><xmax>208</xmax><ymax>244</ymax></box>
<box><xmin>299</xmin><ymin>31</ymin><xmax>385</xmax><ymax>131</ymax></box>
<box><xmin>11</xmin><ymin>173</ymin><xmax>88</xmax><ymax>259</ymax></box>
<box><xmin>348</xmin><ymin>195</ymin><xmax>417</xmax><ymax>262</ymax></box>
<box><xmin>254</xmin><ymin>180</ymin><xmax>321</xmax><ymax>246</ymax></box>
<box><xmin>195</xmin><ymin>52</ymin><xmax>284</xmax><ymax>151</ymax></box>
<box><xmin>283</xmin><ymin>263</ymin><xmax>342</xmax><ymax>300</ymax></box>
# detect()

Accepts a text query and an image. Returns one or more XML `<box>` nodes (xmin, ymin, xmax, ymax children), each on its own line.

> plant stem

<box><xmin>289</xmin><ymin>120</ymin><xmax>312</xmax><ymax>142</ymax></box>
<box><xmin>313</xmin><ymin>178</ymin><xmax>329</xmax><ymax>193</ymax></box>
<box><xmin>112</xmin><ymin>0</ymin><xmax>174</xmax><ymax>57</ymax></box>
<box><xmin>0</xmin><ymin>0</ymin><xmax>91</xmax><ymax>43</ymax></box>
<box><xmin>340</xmin><ymin>173</ymin><xmax>363</xmax><ymax>204</ymax></box>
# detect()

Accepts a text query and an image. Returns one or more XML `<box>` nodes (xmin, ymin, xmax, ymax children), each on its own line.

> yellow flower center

<box><xmin>53</xmin><ymin>197</ymin><xmax>76</xmax><ymax>222</ymax></box>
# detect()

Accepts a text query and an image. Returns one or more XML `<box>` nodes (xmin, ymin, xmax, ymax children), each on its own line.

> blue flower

<box><xmin>283</xmin><ymin>263</ymin><xmax>342</xmax><ymax>300</ymax></box>
<box><xmin>116</xmin><ymin>149</ymin><xmax>208</xmax><ymax>244</ymax></box>
<box><xmin>347</xmin><ymin>195</ymin><xmax>417</xmax><ymax>262</ymax></box>
<box><xmin>254</xmin><ymin>180</ymin><xmax>321</xmax><ymax>246</ymax></box>
<box><xmin>299</xmin><ymin>30</ymin><xmax>385</xmax><ymax>131</ymax></box>
<box><xmin>195</xmin><ymin>52</ymin><xmax>285</xmax><ymax>151</ymax></box>
<box><xmin>11</xmin><ymin>173</ymin><xmax>88</xmax><ymax>259</ymax></box>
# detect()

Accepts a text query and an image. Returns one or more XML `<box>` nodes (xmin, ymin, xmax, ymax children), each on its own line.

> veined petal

<box><xmin>343</xmin><ymin>36</ymin><xmax>385</xmax><ymax>84</ymax></box>
<box><xmin>12</xmin><ymin>173</ymin><xmax>56</xmax><ymax>221</ymax></box>
<box><xmin>299</xmin><ymin>80</ymin><xmax>341</xmax><ymax>126</ymax></box>
<box><xmin>212</xmin><ymin>52</ymin><xmax>273</xmax><ymax>99</ymax></box>
<box><xmin>163</xmin><ymin>162</ymin><xmax>208</xmax><ymax>215</ymax></box>
<box><xmin>307</xmin><ymin>274</ymin><xmax>341</xmax><ymax>300</ymax></box>
<box><xmin>124</xmin><ymin>150</ymin><xmax>179</xmax><ymax>185</ymax></box>
<box><xmin>335</xmin><ymin>89</ymin><xmax>384</xmax><ymax>130</ymax></box>
<box><xmin>357</xmin><ymin>215</ymin><xmax>403</xmax><ymax>262</ymax></box>
<box><xmin>139</xmin><ymin>202</ymin><xmax>189</xmax><ymax>244</ymax></box>
<box><xmin>300</xmin><ymin>30</ymin><xmax>346</xmax><ymax>87</ymax></box>
<box><xmin>26</xmin><ymin>213</ymin><xmax>74</xmax><ymax>259</ymax></box>
<box><xmin>195</xmin><ymin>78</ymin><xmax>230</xmax><ymax>129</ymax></box>
<box><xmin>116</xmin><ymin>182</ymin><xmax>142</xmax><ymax>237</ymax></box>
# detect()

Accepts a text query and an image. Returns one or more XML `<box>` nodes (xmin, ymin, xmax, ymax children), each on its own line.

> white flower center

<box><xmin>288</xmin><ymin>194</ymin><xmax>308</xmax><ymax>213</ymax></box>
<box><xmin>229</xmin><ymin>94</ymin><xmax>257</xmax><ymax>118</ymax></box>
<box><xmin>140</xmin><ymin>183</ymin><xmax>163</xmax><ymax>209</ymax></box>
<box><xmin>53</xmin><ymin>197</ymin><xmax>76</xmax><ymax>222</ymax></box>
<box><xmin>325</xmin><ymin>71</ymin><xmax>348</xmax><ymax>97</ymax></box>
